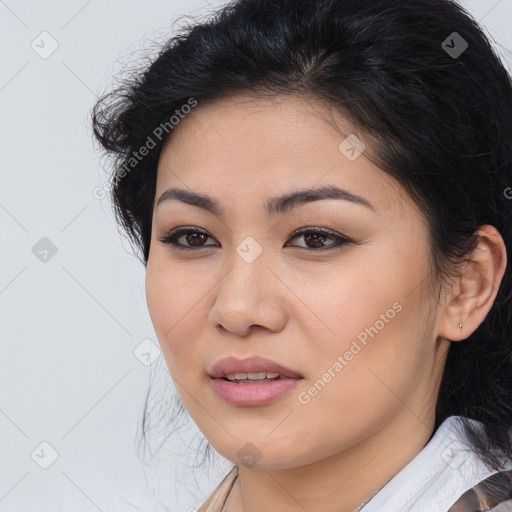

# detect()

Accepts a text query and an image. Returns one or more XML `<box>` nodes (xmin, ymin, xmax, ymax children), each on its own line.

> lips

<box><xmin>210</xmin><ymin>356</ymin><xmax>302</xmax><ymax>380</ymax></box>
<box><xmin>209</xmin><ymin>356</ymin><xmax>303</xmax><ymax>406</ymax></box>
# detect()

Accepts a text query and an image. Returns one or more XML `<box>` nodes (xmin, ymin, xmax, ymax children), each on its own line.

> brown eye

<box><xmin>304</xmin><ymin>232</ymin><xmax>330</xmax><ymax>249</ymax></box>
<box><xmin>286</xmin><ymin>228</ymin><xmax>352</xmax><ymax>251</ymax></box>
<box><xmin>185</xmin><ymin>231</ymin><xmax>209</xmax><ymax>246</ymax></box>
<box><xmin>158</xmin><ymin>226</ymin><xmax>353</xmax><ymax>252</ymax></box>
<box><xmin>158</xmin><ymin>227</ymin><xmax>218</xmax><ymax>250</ymax></box>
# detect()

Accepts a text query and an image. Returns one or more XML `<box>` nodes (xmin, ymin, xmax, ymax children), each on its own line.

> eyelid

<box><xmin>157</xmin><ymin>226</ymin><xmax>218</xmax><ymax>250</ymax></box>
<box><xmin>284</xmin><ymin>226</ymin><xmax>352</xmax><ymax>249</ymax></box>
<box><xmin>157</xmin><ymin>225</ymin><xmax>354</xmax><ymax>251</ymax></box>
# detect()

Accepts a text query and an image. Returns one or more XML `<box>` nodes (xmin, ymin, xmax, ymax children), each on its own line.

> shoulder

<box><xmin>363</xmin><ymin>416</ymin><xmax>512</xmax><ymax>511</ymax></box>
<box><xmin>448</xmin><ymin>469</ymin><xmax>512</xmax><ymax>511</ymax></box>
<box><xmin>197</xmin><ymin>465</ymin><xmax>239</xmax><ymax>512</ymax></box>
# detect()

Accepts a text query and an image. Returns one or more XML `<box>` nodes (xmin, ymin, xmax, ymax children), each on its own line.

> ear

<box><xmin>437</xmin><ymin>225</ymin><xmax>507</xmax><ymax>342</ymax></box>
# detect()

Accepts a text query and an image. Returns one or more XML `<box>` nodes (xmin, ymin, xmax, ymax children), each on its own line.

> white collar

<box><xmin>363</xmin><ymin>415</ymin><xmax>512</xmax><ymax>512</ymax></box>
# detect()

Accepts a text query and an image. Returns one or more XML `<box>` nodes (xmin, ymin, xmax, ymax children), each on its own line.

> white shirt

<box><xmin>197</xmin><ymin>415</ymin><xmax>512</xmax><ymax>512</ymax></box>
<box><xmin>363</xmin><ymin>415</ymin><xmax>512</xmax><ymax>511</ymax></box>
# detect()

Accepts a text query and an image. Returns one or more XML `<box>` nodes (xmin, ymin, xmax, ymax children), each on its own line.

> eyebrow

<box><xmin>156</xmin><ymin>185</ymin><xmax>375</xmax><ymax>216</ymax></box>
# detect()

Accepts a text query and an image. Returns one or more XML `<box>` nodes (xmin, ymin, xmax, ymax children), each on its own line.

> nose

<box><xmin>208</xmin><ymin>246</ymin><xmax>288</xmax><ymax>337</ymax></box>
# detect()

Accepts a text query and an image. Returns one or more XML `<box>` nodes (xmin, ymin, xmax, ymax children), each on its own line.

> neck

<box><xmin>223</xmin><ymin>412</ymin><xmax>435</xmax><ymax>512</ymax></box>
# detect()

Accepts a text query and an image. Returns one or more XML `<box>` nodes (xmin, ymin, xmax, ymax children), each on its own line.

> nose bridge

<box><xmin>209</xmin><ymin>235</ymin><xmax>286</xmax><ymax>334</ymax></box>
<box><xmin>224</xmin><ymin>234</ymin><xmax>269</xmax><ymax>298</ymax></box>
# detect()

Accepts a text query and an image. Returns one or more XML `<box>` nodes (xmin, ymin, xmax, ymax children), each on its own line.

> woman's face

<box><xmin>145</xmin><ymin>93</ymin><xmax>450</xmax><ymax>469</ymax></box>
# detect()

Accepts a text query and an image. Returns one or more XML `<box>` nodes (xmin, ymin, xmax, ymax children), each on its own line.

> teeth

<box><xmin>225</xmin><ymin>371</ymin><xmax>280</xmax><ymax>381</ymax></box>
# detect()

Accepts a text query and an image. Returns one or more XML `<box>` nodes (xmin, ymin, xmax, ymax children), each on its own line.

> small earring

<box><xmin>459</xmin><ymin>322</ymin><xmax>463</xmax><ymax>329</ymax></box>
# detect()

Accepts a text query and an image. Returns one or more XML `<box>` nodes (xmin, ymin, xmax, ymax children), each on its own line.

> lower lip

<box><xmin>210</xmin><ymin>377</ymin><xmax>302</xmax><ymax>406</ymax></box>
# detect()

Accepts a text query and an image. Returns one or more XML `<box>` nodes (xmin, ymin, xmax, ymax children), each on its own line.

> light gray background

<box><xmin>1</xmin><ymin>1</ymin><xmax>511</xmax><ymax>511</ymax></box>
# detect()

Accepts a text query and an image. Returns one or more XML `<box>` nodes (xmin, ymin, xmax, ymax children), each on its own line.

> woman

<box><xmin>91</xmin><ymin>0</ymin><xmax>512</xmax><ymax>510</ymax></box>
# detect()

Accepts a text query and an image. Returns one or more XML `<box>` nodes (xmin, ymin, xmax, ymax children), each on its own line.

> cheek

<box><xmin>302</xmin><ymin>261</ymin><xmax>426</xmax><ymax>399</ymax></box>
<box><xmin>299</xmin><ymin>261</ymin><xmax>403</xmax><ymax>355</ymax></box>
<box><xmin>145</xmin><ymin>255</ymin><xmax>199</xmax><ymax>373</ymax></box>
<box><xmin>291</xmin><ymin>304</ymin><xmax>420</xmax><ymax>452</ymax></box>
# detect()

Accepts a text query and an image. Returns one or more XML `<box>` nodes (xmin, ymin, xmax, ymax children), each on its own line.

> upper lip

<box><xmin>210</xmin><ymin>356</ymin><xmax>302</xmax><ymax>379</ymax></box>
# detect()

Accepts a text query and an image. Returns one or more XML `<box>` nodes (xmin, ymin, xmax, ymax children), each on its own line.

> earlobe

<box><xmin>437</xmin><ymin>225</ymin><xmax>507</xmax><ymax>343</ymax></box>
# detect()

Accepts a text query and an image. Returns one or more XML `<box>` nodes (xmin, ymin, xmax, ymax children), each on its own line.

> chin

<box><xmin>209</xmin><ymin>435</ymin><xmax>324</xmax><ymax>471</ymax></box>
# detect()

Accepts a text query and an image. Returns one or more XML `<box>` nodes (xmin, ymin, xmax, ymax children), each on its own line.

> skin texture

<box><xmin>144</xmin><ymin>93</ymin><xmax>507</xmax><ymax>512</ymax></box>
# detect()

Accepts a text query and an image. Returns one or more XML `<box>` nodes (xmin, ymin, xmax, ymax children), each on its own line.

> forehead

<box><xmin>164</xmin><ymin>93</ymin><xmax>350</xmax><ymax>157</ymax></box>
<box><xmin>156</xmin><ymin>93</ymin><xmax>419</xmax><ymax>220</ymax></box>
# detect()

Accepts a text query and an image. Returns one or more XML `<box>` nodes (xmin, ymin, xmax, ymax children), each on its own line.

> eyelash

<box><xmin>157</xmin><ymin>226</ymin><xmax>353</xmax><ymax>252</ymax></box>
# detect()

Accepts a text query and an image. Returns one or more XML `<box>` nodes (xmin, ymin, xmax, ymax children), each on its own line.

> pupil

<box><xmin>188</xmin><ymin>233</ymin><xmax>206</xmax><ymax>246</ymax></box>
<box><xmin>305</xmin><ymin>233</ymin><xmax>326</xmax><ymax>248</ymax></box>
